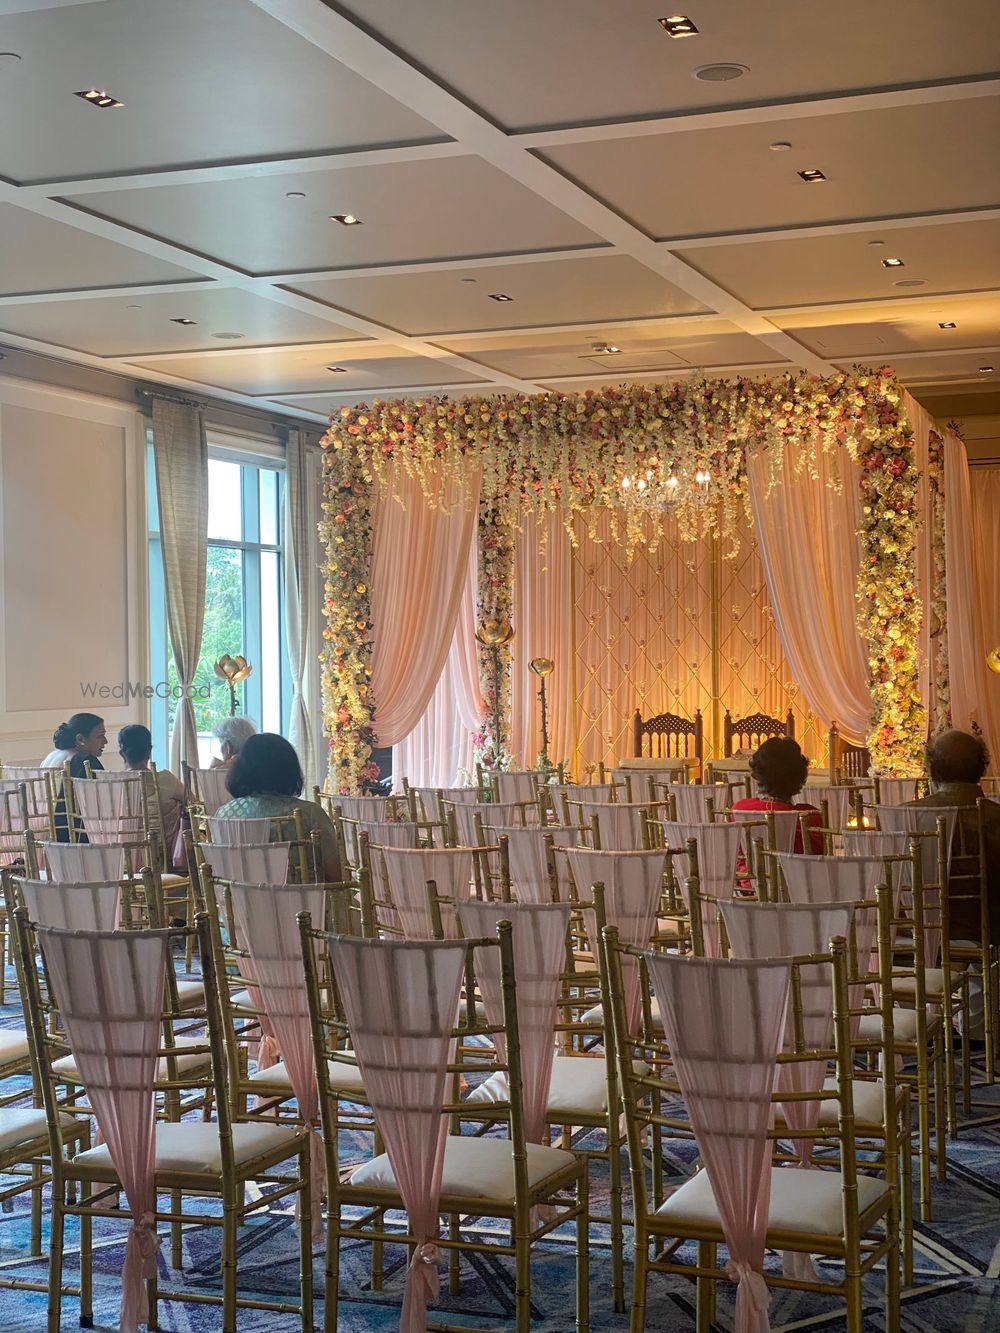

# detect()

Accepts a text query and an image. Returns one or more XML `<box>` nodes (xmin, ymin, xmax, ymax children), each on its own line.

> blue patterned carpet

<box><xmin>2</xmin><ymin>976</ymin><xmax>999</xmax><ymax>1331</ymax></box>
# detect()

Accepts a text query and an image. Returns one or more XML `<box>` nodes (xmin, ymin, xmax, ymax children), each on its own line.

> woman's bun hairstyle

<box><xmin>53</xmin><ymin>722</ymin><xmax>75</xmax><ymax>748</ymax></box>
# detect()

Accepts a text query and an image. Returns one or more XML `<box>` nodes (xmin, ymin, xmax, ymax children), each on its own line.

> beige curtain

<box><xmin>971</xmin><ymin>466</ymin><xmax>1000</xmax><ymax>764</ymax></box>
<box><xmin>370</xmin><ymin>467</ymin><xmax>479</xmax><ymax>746</ymax></box>
<box><xmin>392</xmin><ymin>540</ymin><xmax>485</xmax><ymax>787</ymax></box>
<box><xmin>944</xmin><ymin>437</ymin><xmax>1000</xmax><ymax>762</ymax></box>
<box><xmin>747</xmin><ymin>441</ymin><xmax>870</xmax><ymax>744</ymax></box>
<box><xmin>152</xmin><ymin>397</ymin><xmax>208</xmax><ymax>770</ymax></box>
<box><xmin>512</xmin><ymin>510</ymin><xmax>575</xmax><ymax>768</ymax></box>
<box><xmin>282</xmin><ymin>429</ymin><xmax>316</xmax><ymax>783</ymax></box>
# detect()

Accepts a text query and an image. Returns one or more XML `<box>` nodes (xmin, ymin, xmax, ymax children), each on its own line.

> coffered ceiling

<box><xmin>0</xmin><ymin>0</ymin><xmax>998</xmax><ymax>426</ymax></box>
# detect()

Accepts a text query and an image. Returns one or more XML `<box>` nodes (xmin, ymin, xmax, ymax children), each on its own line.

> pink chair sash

<box><xmin>230</xmin><ymin>880</ymin><xmax>327</xmax><ymax>1237</ymax></box>
<box><xmin>0</xmin><ymin>781</ymin><xmax>26</xmax><ymax>860</ymax></box>
<box><xmin>731</xmin><ymin>806</ymin><xmax>801</xmax><ymax>854</ymax></box>
<box><xmin>72</xmin><ymin>774</ymin><xmax>144</xmax><ymax>845</ymax></box>
<box><xmin>489</xmin><ymin>771</ymin><xmax>539</xmax><ymax>805</ymax></box>
<box><xmin>189</xmin><ymin>767</ymin><xmax>231</xmax><ymax>816</ymax></box>
<box><xmin>40</xmin><ymin>841</ymin><xmax>128</xmax><ymax>884</ymax></box>
<box><xmin>362</xmin><ymin>822</ymin><xmax>421</xmax><ymax>903</ymax></box>
<box><xmin>876</xmin><ymin>779</ymin><xmax>919</xmax><ymax>806</ymax></box>
<box><xmin>328</xmin><ymin>936</ymin><xmax>466</xmax><ymax>1333</ymax></box>
<box><xmin>21</xmin><ymin>877</ymin><xmax>121</xmax><ymax>932</ymax></box>
<box><xmin>557</xmin><ymin>782</ymin><xmax>617</xmax><ymax>807</ymax></box>
<box><xmin>874</xmin><ymin>805</ymin><xmax>959</xmax><ymax>964</ymax></box>
<box><xmin>201</xmin><ymin>842</ymin><xmax>290</xmax><ymax>884</ymax></box>
<box><xmin>564</xmin><ymin>847</ymin><xmax>664</xmax><ymax>1032</ymax></box>
<box><xmin>482</xmin><ymin>798</ymin><xmax>540</xmax><ymax>828</ymax></box>
<box><xmin>492</xmin><ymin>825</ymin><xmax>580</xmax><ymax>904</ymax></box>
<box><xmin>671</xmin><ymin>783</ymin><xmax>732</xmax><ymax>824</ymax></box>
<box><xmin>206</xmin><ymin>815</ymin><xmax>273</xmax><ymax>845</ymax></box>
<box><xmin>38</xmin><ymin>927</ymin><xmax>166</xmax><ymax>1333</ymax></box>
<box><xmin>585</xmin><ymin>802</ymin><xmax>647</xmax><ymax>850</ymax></box>
<box><xmin>334</xmin><ymin>794</ymin><xmax>392</xmax><ymax>822</ymax></box>
<box><xmin>799</xmin><ymin>784</ymin><xmax>851</xmax><ymax>831</ymax></box>
<box><xmin>647</xmin><ymin>952</ymin><xmax>790</xmax><ymax>1333</ymax></box>
<box><xmin>661</xmin><ymin>820</ymin><xmax>743</xmax><ymax>957</ymax></box>
<box><xmin>381</xmin><ymin>847</ymin><xmax>474</xmax><ymax>939</ymax></box>
<box><xmin>457</xmin><ymin>900</ymin><xmax>570</xmax><ymax>1143</ymax></box>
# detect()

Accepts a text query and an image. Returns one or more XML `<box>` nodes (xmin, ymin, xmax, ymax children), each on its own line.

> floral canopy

<box><xmin>319</xmin><ymin>367</ymin><xmax>945</xmax><ymax>792</ymax></box>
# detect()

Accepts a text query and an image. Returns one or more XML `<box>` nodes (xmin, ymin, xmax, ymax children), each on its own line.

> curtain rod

<box><xmin>136</xmin><ymin>386</ymin><xmax>208</xmax><ymax>410</ymax></box>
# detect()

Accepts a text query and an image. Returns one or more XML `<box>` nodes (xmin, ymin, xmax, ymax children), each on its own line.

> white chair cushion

<box><xmin>250</xmin><ymin>1058</ymin><xmax>367</xmax><ymax>1099</ymax></box>
<box><xmin>75</xmin><ymin>1120</ymin><xmax>302</xmax><ymax>1174</ymax></box>
<box><xmin>0</xmin><ymin>1107</ymin><xmax>77</xmax><ymax>1154</ymax></box>
<box><xmin>580</xmin><ymin>998</ymin><xmax>663</xmax><ymax>1030</ymax></box>
<box><xmin>54</xmin><ymin>1035</ymin><xmax>210</xmax><ymax>1083</ymax></box>
<box><xmin>175</xmin><ymin>979</ymin><xmax>206</xmax><ymax>1009</ymax></box>
<box><xmin>160</xmin><ymin>874</ymin><xmax>189</xmax><ymax>889</ymax></box>
<box><xmin>892</xmin><ymin>966</ymin><xmax>965</xmax><ymax>999</ymax></box>
<box><xmin>0</xmin><ymin>1029</ymin><xmax>29</xmax><ymax>1070</ymax></box>
<box><xmin>657</xmin><ymin>1165</ymin><xmax>888</xmax><ymax>1236</ymax></box>
<box><xmin>858</xmin><ymin>1008</ymin><xmax>941</xmax><ymax>1044</ymax></box>
<box><xmin>774</xmin><ymin>1078</ymin><xmax>888</xmax><ymax>1131</ymax></box>
<box><xmin>350</xmin><ymin>1135</ymin><xmax>575</xmax><ymax>1203</ymax></box>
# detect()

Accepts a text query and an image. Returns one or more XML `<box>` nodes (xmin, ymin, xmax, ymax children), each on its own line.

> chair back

<box><xmin>723</xmin><ymin>707</ymin><xmax>794</xmax><ymax>757</ymax></box>
<box><xmin>574</xmin><ymin>800</ymin><xmax>657</xmax><ymax>850</ymax></box>
<box><xmin>481</xmin><ymin>798</ymin><xmax>540</xmax><ymax>828</ymax></box>
<box><xmin>19</xmin><ymin>876</ymin><xmax>122</xmax><ymax>932</ymax></box>
<box><xmin>797</xmin><ymin>784</ymin><xmax>852</xmax><ymax>832</ymax></box>
<box><xmin>489</xmin><ymin>770</ymin><xmax>541</xmax><ymax>805</ymax></box>
<box><xmin>491</xmin><ymin>824</ymin><xmax>580</xmax><ymax>903</ymax></box>
<box><xmin>379</xmin><ymin>846</ymin><xmax>475</xmax><ymax>940</ymax></box>
<box><xmin>206</xmin><ymin>815</ymin><xmax>273</xmax><ymax>845</ymax></box>
<box><xmin>183</xmin><ymin>765</ymin><xmax>231</xmax><ymax>816</ymax></box>
<box><xmin>71</xmin><ymin>771</ymin><xmax>147</xmax><ymax>846</ymax></box>
<box><xmin>200</xmin><ymin>841</ymin><xmax>291</xmax><ymax>885</ymax></box>
<box><xmin>632</xmin><ymin>707</ymin><xmax>703</xmax><ymax>769</ymax></box>
<box><xmin>730</xmin><ymin>805</ymin><xmax>802</xmax><ymax>854</ymax></box>
<box><xmin>458</xmin><ymin>900</ymin><xmax>570</xmax><ymax>1143</ymax></box>
<box><xmin>660</xmin><ymin>820</ymin><xmax>743</xmax><ymax>955</ymax></box>
<box><xmin>828</xmin><ymin>723</ymin><xmax>871</xmax><ymax>781</ymax></box>
<box><xmin>873</xmin><ymin>777</ymin><xmax>920</xmax><ymax>806</ymax></box>
<box><xmin>874</xmin><ymin>805</ymin><xmax>956</xmax><ymax>962</ymax></box>
<box><xmin>38</xmin><ymin>840</ymin><xmax>130</xmax><ymax>883</ymax></box>
<box><xmin>667</xmin><ymin>782</ymin><xmax>731</xmax><ymax>824</ymax></box>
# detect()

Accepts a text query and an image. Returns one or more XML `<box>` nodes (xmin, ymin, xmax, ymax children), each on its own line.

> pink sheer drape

<box><xmin>662</xmin><ymin>820</ymin><xmax>742</xmax><ymax>956</ymax></box>
<box><xmin>40</xmin><ymin>841</ymin><xmax>127</xmax><ymax>883</ymax></box>
<box><xmin>512</xmin><ymin>510</ymin><xmax>575</xmax><ymax>768</ymax></box>
<box><xmin>371</xmin><ymin>468</ymin><xmax>480</xmax><ymax>747</ymax></box>
<box><xmin>491</xmin><ymin>825</ymin><xmax>580</xmax><ymax>903</ymax></box>
<box><xmin>200</xmin><ymin>842</ymin><xmax>290</xmax><ymax>883</ymax></box>
<box><xmin>944</xmin><ymin>435</ymin><xmax>1000</xmax><ymax>763</ymax></box>
<box><xmin>230</xmin><ymin>881</ymin><xmax>327</xmax><ymax>1237</ymax></box>
<box><xmin>72</xmin><ymin>775</ymin><xmax>145</xmax><ymax>845</ymax></box>
<box><xmin>873</xmin><ymin>806</ymin><xmax>959</xmax><ymax>963</ymax></box>
<box><xmin>747</xmin><ymin>443</ymin><xmax>870</xmax><ymax>744</ymax></box>
<box><xmin>21</xmin><ymin>878</ymin><xmax>121</xmax><ymax>931</ymax></box>
<box><xmin>393</xmin><ymin>536</ymin><xmax>485</xmax><ymax>789</ymax></box>
<box><xmin>206</xmin><ymin>815</ymin><xmax>273</xmax><ymax>844</ymax></box>
<box><xmin>39</xmin><ymin>927</ymin><xmax>166</xmax><ymax>1333</ymax></box>
<box><xmin>672</xmin><ymin>783</ymin><xmax>732</xmax><ymax>823</ymax></box>
<box><xmin>649</xmin><ymin>952</ymin><xmax>790</xmax><ymax>1333</ymax></box>
<box><xmin>381</xmin><ymin>847</ymin><xmax>474</xmax><ymax>939</ymax></box>
<box><xmin>329</xmin><ymin>936</ymin><xmax>466</xmax><ymax>1333</ymax></box>
<box><xmin>585</xmin><ymin>802</ymin><xmax>647</xmax><ymax>850</ymax></box>
<box><xmin>458</xmin><ymin>900</ymin><xmax>570</xmax><ymax>1143</ymax></box>
<box><xmin>564</xmin><ymin>847</ymin><xmax>664</xmax><ymax>1031</ymax></box>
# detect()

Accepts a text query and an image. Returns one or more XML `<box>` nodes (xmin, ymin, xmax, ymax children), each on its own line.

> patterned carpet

<box><xmin>2</xmin><ymin>983</ymin><xmax>999</xmax><ymax>1331</ymax></box>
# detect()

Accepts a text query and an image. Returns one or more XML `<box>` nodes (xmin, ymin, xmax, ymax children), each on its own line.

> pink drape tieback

<box><xmin>120</xmin><ymin>1210</ymin><xmax>160</xmax><ymax>1333</ymax></box>
<box><xmin>257</xmin><ymin>1033</ymin><xmax>280</xmax><ymax>1071</ymax></box>
<box><xmin>310</xmin><ymin>1124</ymin><xmax>326</xmax><ymax>1242</ymax></box>
<box><xmin>726</xmin><ymin>1258</ymin><xmax>771</xmax><ymax>1333</ymax></box>
<box><xmin>401</xmin><ymin>1239</ymin><xmax>442</xmax><ymax>1333</ymax></box>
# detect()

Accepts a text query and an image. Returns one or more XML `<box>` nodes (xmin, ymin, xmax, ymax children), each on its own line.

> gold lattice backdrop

<box><xmin>571</xmin><ymin>512</ymin><xmax>824</xmax><ymax>773</ymax></box>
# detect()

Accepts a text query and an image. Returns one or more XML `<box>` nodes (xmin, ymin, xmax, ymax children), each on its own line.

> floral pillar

<box><xmin>475</xmin><ymin>495</ymin><xmax>515</xmax><ymax>769</ymax></box>
<box><xmin>318</xmin><ymin>442</ymin><xmax>377</xmax><ymax>794</ymax></box>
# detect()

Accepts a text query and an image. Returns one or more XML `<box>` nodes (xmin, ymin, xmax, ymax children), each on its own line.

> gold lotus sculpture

<box><xmin>987</xmin><ymin>645</ymin><xmax>1000</xmax><ymax>675</ymax></box>
<box><xmin>529</xmin><ymin>657</ymin><xmax>555</xmax><ymax>677</ymax></box>
<box><xmin>476</xmin><ymin>616</ymin><xmax>515</xmax><ymax>648</ymax></box>
<box><xmin>214</xmin><ymin>654</ymin><xmax>253</xmax><ymax>715</ymax></box>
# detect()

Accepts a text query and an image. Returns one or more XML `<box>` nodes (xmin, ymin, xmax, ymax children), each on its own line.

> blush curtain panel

<box><xmin>283</xmin><ymin>429</ymin><xmax>317</xmax><ymax>786</ymax></box>
<box><xmin>152</xmin><ymin>397</ymin><xmax>208</xmax><ymax>770</ymax></box>
<box><xmin>370</xmin><ymin>467</ymin><xmax>480</xmax><ymax>748</ymax></box>
<box><xmin>747</xmin><ymin>440</ymin><xmax>871</xmax><ymax>745</ymax></box>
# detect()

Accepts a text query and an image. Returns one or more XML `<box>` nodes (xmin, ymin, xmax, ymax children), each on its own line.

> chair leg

<box><xmin>325</xmin><ymin>1204</ymin><xmax>340</xmax><ymax>1333</ymax></box>
<box><xmin>222</xmin><ymin>1204</ymin><xmax>238</xmax><ymax>1333</ymax></box>
<box><xmin>576</xmin><ymin>1166</ymin><xmax>590</xmax><ymax>1333</ymax></box>
<box><xmin>448</xmin><ymin>1212</ymin><xmax>461</xmax><ymax>1295</ymax></box>
<box><xmin>609</xmin><ymin>1137</ymin><xmax>625</xmax><ymax>1313</ymax></box>
<box><xmin>933</xmin><ymin>1041</ymin><xmax>947</xmax><ymax>1183</ymax></box>
<box><xmin>47</xmin><ymin>1191</ymin><xmax>65</xmax><ymax>1333</ymax></box>
<box><xmin>916</xmin><ymin>1059</ymin><xmax>932</xmax><ymax>1220</ymax></box>
<box><xmin>79</xmin><ymin>1176</ymin><xmax>93</xmax><ymax>1328</ymax></box>
<box><xmin>696</xmin><ymin>1240</ymin><xmax>715</xmax><ymax>1333</ymax></box>
<box><xmin>845</xmin><ymin>1272</ymin><xmax>864</xmax><ymax>1333</ymax></box>
<box><xmin>630</xmin><ymin>1224</ymin><xmax>648</xmax><ymax>1333</ymax></box>
<box><xmin>371</xmin><ymin>1207</ymin><xmax>384</xmax><ymax>1291</ymax></box>
<box><xmin>171</xmin><ymin>1188</ymin><xmax>183</xmax><ymax>1269</ymax></box>
<box><xmin>30</xmin><ymin>1160</ymin><xmax>42</xmax><ymax>1256</ymax></box>
<box><xmin>514</xmin><ymin>1215</ymin><xmax>531</xmax><ymax>1333</ymax></box>
<box><xmin>298</xmin><ymin>1145</ymin><xmax>314</xmax><ymax>1332</ymax></box>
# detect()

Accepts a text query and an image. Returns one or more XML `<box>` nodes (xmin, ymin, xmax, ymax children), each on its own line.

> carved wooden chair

<box><xmin>828</xmin><ymin>722</ymin><xmax>872</xmax><ymax>782</ymax></box>
<box><xmin>632</xmin><ymin>708</ymin><xmax>703</xmax><ymax>779</ymax></box>
<box><xmin>722</xmin><ymin>707</ymin><xmax>794</xmax><ymax>757</ymax></box>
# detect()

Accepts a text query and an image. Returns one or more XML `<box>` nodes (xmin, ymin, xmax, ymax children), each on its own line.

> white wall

<box><xmin>0</xmin><ymin>375</ymin><xmax>147</xmax><ymax>763</ymax></box>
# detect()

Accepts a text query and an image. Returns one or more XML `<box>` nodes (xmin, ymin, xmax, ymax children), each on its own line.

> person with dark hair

<box><xmin>118</xmin><ymin>723</ymin><xmax>186</xmax><ymax>864</ymax></box>
<box><xmin>731</xmin><ymin>735</ymin><xmax>824</xmax><ymax>854</ymax></box>
<box><xmin>215</xmin><ymin>733</ymin><xmax>340</xmax><ymax>881</ymax></box>
<box><xmin>40</xmin><ymin>712</ymin><xmax>107</xmax><ymax>841</ymax></box>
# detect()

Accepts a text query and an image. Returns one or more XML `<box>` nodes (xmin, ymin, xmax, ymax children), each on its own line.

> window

<box><xmin>148</xmin><ymin>442</ymin><xmax>290</xmax><ymax>768</ymax></box>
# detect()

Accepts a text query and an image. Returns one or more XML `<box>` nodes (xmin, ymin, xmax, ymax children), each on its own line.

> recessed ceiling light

<box><xmin>285</xmin><ymin>191</ymin><xmax>306</xmax><ymax>199</ymax></box>
<box><xmin>76</xmin><ymin>88</ymin><xmax>123</xmax><ymax>108</ymax></box>
<box><xmin>658</xmin><ymin>14</ymin><xmax>699</xmax><ymax>37</ymax></box>
<box><xmin>329</xmin><ymin>213</ymin><xmax>361</xmax><ymax>226</ymax></box>
<box><xmin>692</xmin><ymin>62</ymin><xmax>748</xmax><ymax>82</ymax></box>
<box><xmin>212</xmin><ymin>331</ymin><xmax>245</xmax><ymax>340</ymax></box>
<box><xmin>170</xmin><ymin>317</ymin><xmax>197</xmax><ymax>326</ymax></box>
<box><xmin>0</xmin><ymin>52</ymin><xmax>22</xmax><ymax>66</ymax></box>
<box><xmin>768</xmin><ymin>141</ymin><xmax>792</xmax><ymax>152</ymax></box>
<box><xmin>125</xmin><ymin>304</ymin><xmax>142</xmax><ymax>310</ymax></box>
<box><xmin>881</xmin><ymin>257</ymin><xmax>905</xmax><ymax>268</ymax></box>
<box><xmin>489</xmin><ymin>293</ymin><xmax>514</xmax><ymax>302</ymax></box>
<box><xmin>592</xmin><ymin>342</ymin><xmax>621</xmax><ymax>355</ymax></box>
<box><xmin>938</xmin><ymin>321</ymin><xmax>957</xmax><ymax>330</ymax></box>
<box><xmin>979</xmin><ymin>366</ymin><xmax>994</xmax><ymax>374</ymax></box>
<box><xmin>326</xmin><ymin>365</ymin><xmax>349</xmax><ymax>373</ymax></box>
<box><xmin>894</xmin><ymin>278</ymin><xmax>926</xmax><ymax>287</ymax></box>
<box><xmin>867</xmin><ymin>239</ymin><xmax>886</xmax><ymax>247</ymax></box>
<box><xmin>798</xmin><ymin>168</ymin><xmax>826</xmax><ymax>183</ymax></box>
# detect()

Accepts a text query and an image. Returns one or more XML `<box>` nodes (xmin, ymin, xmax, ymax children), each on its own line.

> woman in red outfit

<box><xmin>731</xmin><ymin>736</ymin><xmax>824</xmax><ymax>853</ymax></box>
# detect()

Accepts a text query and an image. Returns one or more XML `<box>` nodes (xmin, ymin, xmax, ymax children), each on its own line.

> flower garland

<box><xmin>474</xmin><ymin>497</ymin><xmax>516</xmax><ymax>769</ymax></box>
<box><xmin>854</xmin><ymin>374</ymin><xmax>926</xmax><ymax>776</ymax></box>
<box><xmin>319</xmin><ymin>368</ymin><xmax>928</xmax><ymax>788</ymax></box>
<box><xmin>318</xmin><ymin>442</ymin><xmax>378</xmax><ymax>794</ymax></box>
<box><xmin>926</xmin><ymin>430</ymin><xmax>951</xmax><ymax>731</ymax></box>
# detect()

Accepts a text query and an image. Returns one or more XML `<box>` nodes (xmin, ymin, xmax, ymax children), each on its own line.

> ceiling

<box><xmin>0</xmin><ymin>0</ymin><xmax>998</xmax><ymax>428</ymax></box>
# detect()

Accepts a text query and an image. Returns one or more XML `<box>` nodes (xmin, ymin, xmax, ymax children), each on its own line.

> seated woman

<box><xmin>41</xmin><ymin>712</ymin><xmax>107</xmax><ymax>841</ymax></box>
<box><xmin>215</xmin><ymin>733</ymin><xmax>341</xmax><ymax>882</ymax></box>
<box><xmin>732</xmin><ymin>736</ymin><xmax>823</xmax><ymax>854</ymax></box>
<box><xmin>117</xmin><ymin>723</ymin><xmax>186</xmax><ymax>868</ymax></box>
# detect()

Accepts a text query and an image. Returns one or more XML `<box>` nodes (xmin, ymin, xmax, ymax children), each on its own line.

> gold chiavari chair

<box><xmin>13</xmin><ymin>909</ymin><xmax>314</xmax><ymax>1333</ymax></box>
<box><xmin>301</xmin><ymin>916</ymin><xmax>590</xmax><ymax>1333</ymax></box>
<box><xmin>182</xmin><ymin>762</ymin><xmax>231</xmax><ymax>817</ymax></box>
<box><xmin>604</xmin><ymin>927</ymin><xmax>900</xmax><ymax>1333</ymax></box>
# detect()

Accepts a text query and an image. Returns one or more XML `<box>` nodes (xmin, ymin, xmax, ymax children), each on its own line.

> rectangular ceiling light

<box><xmin>76</xmin><ymin>88</ymin><xmax>123</xmax><ymax>108</ymax></box>
<box><xmin>658</xmin><ymin>15</ymin><xmax>699</xmax><ymax>36</ymax></box>
<box><xmin>797</xmin><ymin>169</ymin><xmax>826</xmax><ymax>182</ymax></box>
<box><xmin>329</xmin><ymin>213</ymin><xmax>362</xmax><ymax>226</ymax></box>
